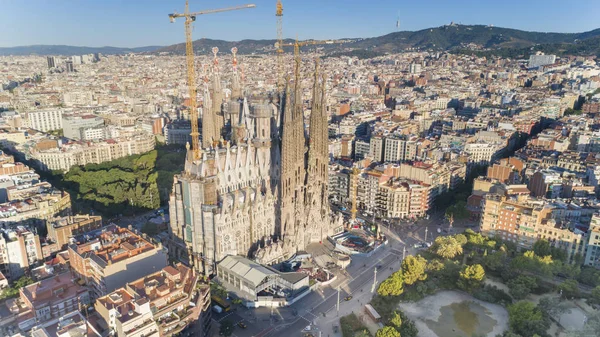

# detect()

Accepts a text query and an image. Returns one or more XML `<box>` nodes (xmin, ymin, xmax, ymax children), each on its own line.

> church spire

<box><xmin>307</xmin><ymin>59</ymin><xmax>329</xmax><ymax>198</ymax></box>
<box><xmin>211</xmin><ymin>47</ymin><xmax>224</xmax><ymax>146</ymax></box>
<box><xmin>201</xmin><ymin>61</ymin><xmax>215</xmax><ymax>148</ymax></box>
<box><xmin>231</xmin><ymin>47</ymin><xmax>242</xmax><ymax>100</ymax></box>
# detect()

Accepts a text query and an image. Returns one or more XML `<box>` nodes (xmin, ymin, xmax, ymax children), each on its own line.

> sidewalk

<box><xmin>316</xmin><ymin>251</ymin><xmax>403</xmax><ymax>337</ymax></box>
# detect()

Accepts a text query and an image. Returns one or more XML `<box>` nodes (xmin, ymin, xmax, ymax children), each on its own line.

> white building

<box><xmin>528</xmin><ymin>53</ymin><xmax>557</xmax><ymax>68</ymax></box>
<box><xmin>384</xmin><ymin>136</ymin><xmax>407</xmax><ymax>162</ymax></box>
<box><xmin>464</xmin><ymin>143</ymin><xmax>502</xmax><ymax>165</ymax></box>
<box><xmin>25</xmin><ymin>108</ymin><xmax>64</xmax><ymax>132</ymax></box>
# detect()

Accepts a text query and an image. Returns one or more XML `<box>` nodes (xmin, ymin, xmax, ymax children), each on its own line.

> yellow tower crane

<box><xmin>169</xmin><ymin>1</ymin><xmax>256</xmax><ymax>160</ymax></box>
<box><xmin>275</xmin><ymin>0</ymin><xmax>284</xmax><ymax>89</ymax></box>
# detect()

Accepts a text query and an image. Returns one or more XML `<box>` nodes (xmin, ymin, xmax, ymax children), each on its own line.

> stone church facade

<box><xmin>168</xmin><ymin>51</ymin><xmax>341</xmax><ymax>275</ymax></box>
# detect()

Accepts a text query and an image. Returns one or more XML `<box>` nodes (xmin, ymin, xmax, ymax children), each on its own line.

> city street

<box><xmin>257</xmin><ymin>210</ymin><xmax>453</xmax><ymax>337</ymax></box>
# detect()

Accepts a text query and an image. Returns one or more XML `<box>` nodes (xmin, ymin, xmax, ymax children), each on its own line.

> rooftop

<box><xmin>70</xmin><ymin>225</ymin><xmax>155</xmax><ymax>266</ymax></box>
<box><xmin>20</xmin><ymin>272</ymin><xmax>88</xmax><ymax>309</ymax></box>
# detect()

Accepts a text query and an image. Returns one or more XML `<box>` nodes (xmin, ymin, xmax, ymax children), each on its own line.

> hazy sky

<box><xmin>1</xmin><ymin>0</ymin><xmax>599</xmax><ymax>47</ymax></box>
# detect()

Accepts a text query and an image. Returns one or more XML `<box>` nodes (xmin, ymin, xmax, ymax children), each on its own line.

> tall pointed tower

<box><xmin>278</xmin><ymin>47</ymin><xmax>307</xmax><ymax>251</ymax></box>
<box><xmin>210</xmin><ymin>47</ymin><xmax>224</xmax><ymax>144</ymax></box>
<box><xmin>304</xmin><ymin>59</ymin><xmax>332</xmax><ymax>245</ymax></box>
<box><xmin>201</xmin><ymin>48</ymin><xmax>221</xmax><ymax>148</ymax></box>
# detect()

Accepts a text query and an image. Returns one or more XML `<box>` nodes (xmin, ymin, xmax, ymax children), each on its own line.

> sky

<box><xmin>1</xmin><ymin>0</ymin><xmax>599</xmax><ymax>48</ymax></box>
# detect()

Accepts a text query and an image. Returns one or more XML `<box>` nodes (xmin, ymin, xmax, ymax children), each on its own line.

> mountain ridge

<box><xmin>2</xmin><ymin>24</ymin><xmax>599</xmax><ymax>57</ymax></box>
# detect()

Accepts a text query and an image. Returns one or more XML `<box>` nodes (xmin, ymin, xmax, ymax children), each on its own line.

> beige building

<box><xmin>0</xmin><ymin>128</ymin><xmax>28</xmax><ymax>148</ymax></box>
<box><xmin>46</xmin><ymin>214</ymin><xmax>103</xmax><ymax>250</ymax></box>
<box><xmin>95</xmin><ymin>264</ymin><xmax>211</xmax><ymax>337</ymax></box>
<box><xmin>480</xmin><ymin>194</ymin><xmax>587</xmax><ymax>262</ymax></box>
<box><xmin>68</xmin><ymin>225</ymin><xmax>168</xmax><ymax>298</ymax></box>
<box><xmin>16</xmin><ymin>272</ymin><xmax>91</xmax><ymax>331</ymax></box>
<box><xmin>31</xmin><ymin>133</ymin><xmax>155</xmax><ymax>171</ymax></box>
<box><xmin>376</xmin><ymin>178</ymin><xmax>430</xmax><ymax>219</ymax></box>
<box><xmin>584</xmin><ymin>214</ymin><xmax>600</xmax><ymax>269</ymax></box>
<box><xmin>0</xmin><ymin>188</ymin><xmax>71</xmax><ymax>223</ymax></box>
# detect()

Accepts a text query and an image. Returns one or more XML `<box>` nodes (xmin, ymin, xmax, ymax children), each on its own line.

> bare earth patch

<box><xmin>398</xmin><ymin>290</ymin><xmax>509</xmax><ymax>337</ymax></box>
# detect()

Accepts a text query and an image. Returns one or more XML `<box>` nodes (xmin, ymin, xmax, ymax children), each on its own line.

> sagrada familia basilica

<box><xmin>168</xmin><ymin>47</ymin><xmax>342</xmax><ymax>274</ymax></box>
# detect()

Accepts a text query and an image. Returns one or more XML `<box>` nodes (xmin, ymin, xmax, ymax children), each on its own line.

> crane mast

<box><xmin>276</xmin><ymin>0</ymin><xmax>284</xmax><ymax>90</ymax></box>
<box><xmin>169</xmin><ymin>1</ymin><xmax>256</xmax><ymax>160</ymax></box>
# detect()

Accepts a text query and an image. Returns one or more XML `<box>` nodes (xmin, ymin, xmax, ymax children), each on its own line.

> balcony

<box><xmin>124</xmin><ymin>319</ymin><xmax>156</xmax><ymax>335</ymax></box>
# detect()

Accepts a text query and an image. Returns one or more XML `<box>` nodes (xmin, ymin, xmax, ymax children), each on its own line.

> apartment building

<box><xmin>16</xmin><ymin>272</ymin><xmax>91</xmax><ymax>331</ymax></box>
<box><xmin>356</xmin><ymin>170</ymin><xmax>383</xmax><ymax>212</ymax></box>
<box><xmin>0</xmin><ymin>187</ymin><xmax>71</xmax><ymax>223</ymax></box>
<box><xmin>0</xmin><ymin>226</ymin><xmax>43</xmax><ymax>280</ymax></box>
<box><xmin>584</xmin><ymin>214</ymin><xmax>600</xmax><ymax>269</ymax></box>
<box><xmin>384</xmin><ymin>136</ymin><xmax>407</xmax><ymax>162</ymax></box>
<box><xmin>95</xmin><ymin>264</ymin><xmax>211</xmax><ymax>337</ymax></box>
<box><xmin>369</xmin><ymin>135</ymin><xmax>385</xmax><ymax>162</ymax></box>
<box><xmin>25</xmin><ymin>108</ymin><xmax>64</xmax><ymax>132</ymax></box>
<box><xmin>62</xmin><ymin>91</ymin><xmax>94</xmax><ymax>107</ymax></box>
<box><xmin>32</xmin><ymin>133</ymin><xmax>155</xmax><ymax>171</ymax></box>
<box><xmin>328</xmin><ymin>167</ymin><xmax>350</xmax><ymax>204</ymax></box>
<box><xmin>69</xmin><ymin>225</ymin><xmax>168</xmax><ymax>298</ymax></box>
<box><xmin>62</xmin><ymin>114</ymin><xmax>105</xmax><ymax>140</ymax></box>
<box><xmin>528</xmin><ymin>170</ymin><xmax>563</xmax><ymax>198</ymax></box>
<box><xmin>354</xmin><ymin>139</ymin><xmax>370</xmax><ymax>160</ymax></box>
<box><xmin>376</xmin><ymin>178</ymin><xmax>430</xmax><ymax>219</ymax></box>
<box><xmin>480</xmin><ymin>194</ymin><xmax>587</xmax><ymax>262</ymax></box>
<box><xmin>464</xmin><ymin>142</ymin><xmax>502</xmax><ymax>165</ymax></box>
<box><xmin>46</xmin><ymin>214</ymin><xmax>103</xmax><ymax>250</ymax></box>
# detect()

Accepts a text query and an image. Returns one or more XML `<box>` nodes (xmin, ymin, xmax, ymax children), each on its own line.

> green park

<box><xmin>340</xmin><ymin>230</ymin><xmax>600</xmax><ymax>337</ymax></box>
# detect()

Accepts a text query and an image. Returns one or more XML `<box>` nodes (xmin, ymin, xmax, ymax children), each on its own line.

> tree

<box><xmin>378</xmin><ymin>271</ymin><xmax>404</xmax><ymax>296</ymax></box>
<box><xmin>558</xmin><ymin>279</ymin><xmax>580</xmax><ymax>299</ymax></box>
<box><xmin>532</xmin><ymin>239</ymin><xmax>552</xmax><ymax>257</ymax></box>
<box><xmin>426</xmin><ymin>259</ymin><xmax>445</xmax><ymax>272</ymax></box>
<box><xmin>458</xmin><ymin>264</ymin><xmax>485</xmax><ymax>292</ymax></box>
<box><xmin>60</xmin><ymin>150</ymin><xmax>161</xmax><ymax>215</ymax></box>
<box><xmin>571</xmin><ymin>311</ymin><xmax>600</xmax><ymax>337</ymax></box>
<box><xmin>445</xmin><ymin>200</ymin><xmax>469</xmax><ymax>220</ymax></box>
<box><xmin>389</xmin><ymin>310</ymin><xmax>419</xmax><ymax>337</ymax></box>
<box><xmin>578</xmin><ymin>267</ymin><xmax>600</xmax><ymax>287</ymax></box>
<box><xmin>537</xmin><ymin>296</ymin><xmax>571</xmax><ymax>319</ymax></box>
<box><xmin>483</xmin><ymin>251</ymin><xmax>505</xmax><ymax>272</ymax></box>
<box><xmin>432</xmin><ymin>236</ymin><xmax>463</xmax><ymax>259</ymax></box>
<box><xmin>511</xmin><ymin>251</ymin><xmax>553</xmax><ymax>277</ymax></box>
<box><xmin>533</xmin><ymin>239</ymin><xmax>566</xmax><ymax>262</ymax></box>
<box><xmin>219</xmin><ymin>320</ymin><xmax>234</xmax><ymax>337</ymax></box>
<box><xmin>401</xmin><ymin>256</ymin><xmax>428</xmax><ymax>285</ymax></box>
<box><xmin>0</xmin><ymin>276</ymin><xmax>34</xmax><ymax>300</ymax></box>
<box><xmin>390</xmin><ymin>311</ymin><xmax>402</xmax><ymax>329</ymax></box>
<box><xmin>508</xmin><ymin>301</ymin><xmax>547</xmax><ymax>337</ymax></box>
<box><xmin>454</xmin><ymin>234</ymin><xmax>467</xmax><ymax>246</ymax></box>
<box><xmin>376</xmin><ymin>326</ymin><xmax>400</xmax><ymax>337</ymax></box>
<box><xmin>508</xmin><ymin>275</ymin><xmax>537</xmax><ymax>300</ymax></box>
<box><xmin>591</xmin><ymin>286</ymin><xmax>600</xmax><ymax>305</ymax></box>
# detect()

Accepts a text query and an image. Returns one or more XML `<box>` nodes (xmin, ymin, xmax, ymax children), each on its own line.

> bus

<box><xmin>211</xmin><ymin>296</ymin><xmax>231</xmax><ymax>312</ymax></box>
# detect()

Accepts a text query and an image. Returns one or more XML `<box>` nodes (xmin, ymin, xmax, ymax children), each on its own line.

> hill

<box><xmin>154</xmin><ymin>24</ymin><xmax>600</xmax><ymax>57</ymax></box>
<box><xmin>0</xmin><ymin>45</ymin><xmax>162</xmax><ymax>56</ymax></box>
<box><xmin>353</xmin><ymin>25</ymin><xmax>600</xmax><ymax>53</ymax></box>
<box><xmin>2</xmin><ymin>25</ymin><xmax>599</xmax><ymax>57</ymax></box>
